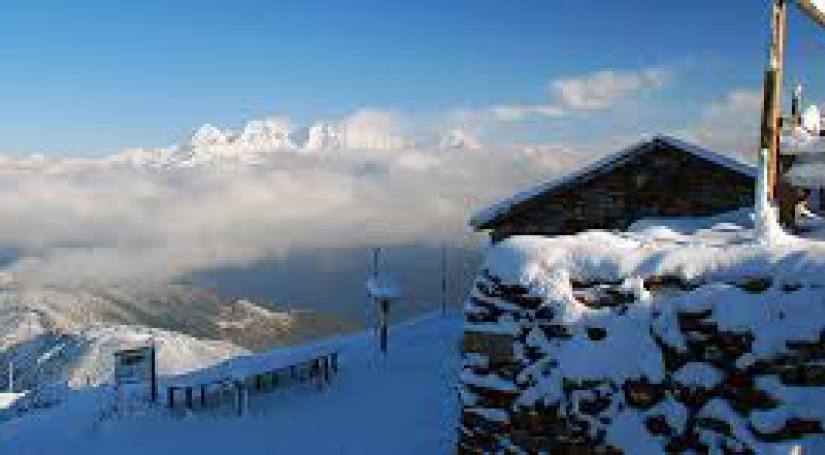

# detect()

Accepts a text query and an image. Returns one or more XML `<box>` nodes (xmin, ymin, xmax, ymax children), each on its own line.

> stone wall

<box><xmin>459</xmin><ymin>270</ymin><xmax>825</xmax><ymax>453</ymax></box>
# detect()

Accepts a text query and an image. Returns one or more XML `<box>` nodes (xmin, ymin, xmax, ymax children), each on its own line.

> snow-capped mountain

<box><xmin>438</xmin><ymin>128</ymin><xmax>481</xmax><ymax>150</ymax></box>
<box><xmin>237</xmin><ymin>118</ymin><xmax>295</xmax><ymax>150</ymax></box>
<box><xmin>186</xmin><ymin>124</ymin><xmax>231</xmax><ymax>149</ymax></box>
<box><xmin>0</xmin><ymin>116</ymin><xmax>487</xmax><ymax>173</ymax></box>
<box><xmin>302</xmin><ymin>122</ymin><xmax>344</xmax><ymax>150</ymax></box>
<box><xmin>105</xmin><ymin>117</ymin><xmax>414</xmax><ymax>169</ymax></box>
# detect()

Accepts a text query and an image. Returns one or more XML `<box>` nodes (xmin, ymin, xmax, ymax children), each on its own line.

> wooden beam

<box><xmin>797</xmin><ymin>0</ymin><xmax>825</xmax><ymax>29</ymax></box>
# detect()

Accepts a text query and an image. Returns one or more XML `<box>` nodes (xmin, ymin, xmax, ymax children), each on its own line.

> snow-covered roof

<box><xmin>469</xmin><ymin>135</ymin><xmax>756</xmax><ymax>229</ymax></box>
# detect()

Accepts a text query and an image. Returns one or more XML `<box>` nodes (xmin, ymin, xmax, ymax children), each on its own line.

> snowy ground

<box><xmin>1</xmin><ymin>314</ymin><xmax>461</xmax><ymax>454</ymax></box>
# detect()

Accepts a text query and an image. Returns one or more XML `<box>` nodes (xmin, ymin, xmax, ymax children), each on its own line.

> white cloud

<box><xmin>455</xmin><ymin>66</ymin><xmax>671</xmax><ymax>135</ymax></box>
<box><xmin>549</xmin><ymin>68</ymin><xmax>668</xmax><ymax>111</ymax></box>
<box><xmin>0</xmin><ymin>142</ymin><xmax>594</xmax><ymax>291</ymax></box>
<box><xmin>489</xmin><ymin>104</ymin><xmax>565</xmax><ymax>122</ymax></box>
<box><xmin>685</xmin><ymin>88</ymin><xmax>762</xmax><ymax>161</ymax></box>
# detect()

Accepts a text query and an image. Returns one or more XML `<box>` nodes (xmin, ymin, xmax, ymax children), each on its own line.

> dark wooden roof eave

<box><xmin>471</xmin><ymin>135</ymin><xmax>757</xmax><ymax>231</ymax></box>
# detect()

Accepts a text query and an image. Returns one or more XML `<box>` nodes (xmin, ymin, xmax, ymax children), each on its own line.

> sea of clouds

<box><xmin>0</xmin><ymin>143</ymin><xmax>600</xmax><ymax>319</ymax></box>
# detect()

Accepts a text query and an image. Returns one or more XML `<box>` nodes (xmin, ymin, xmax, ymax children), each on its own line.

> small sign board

<box><xmin>114</xmin><ymin>346</ymin><xmax>155</xmax><ymax>389</ymax></box>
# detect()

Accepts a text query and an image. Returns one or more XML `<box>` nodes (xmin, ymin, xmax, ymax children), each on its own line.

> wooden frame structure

<box><xmin>762</xmin><ymin>0</ymin><xmax>825</xmax><ymax>227</ymax></box>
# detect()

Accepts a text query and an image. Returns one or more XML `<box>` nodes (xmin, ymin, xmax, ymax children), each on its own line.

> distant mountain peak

<box><xmin>187</xmin><ymin>123</ymin><xmax>230</xmax><ymax>149</ymax></box>
<box><xmin>439</xmin><ymin>128</ymin><xmax>481</xmax><ymax>150</ymax></box>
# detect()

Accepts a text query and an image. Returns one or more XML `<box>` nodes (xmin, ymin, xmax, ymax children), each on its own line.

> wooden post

<box><xmin>759</xmin><ymin>0</ymin><xmax>791</xmax><ymax>225</ymax></box>
<box><xmin>798</xmin><ymin>0</ymin><xmax>825</xmax><ymax>28</ymax></box>
<box><xmin>167</xmin><ymin>387</ymin><xmax>174</xmax><ymax>409</ymax></box>
<box><xmin>185</xmin><ymin>387</ymin><xmax>193</xmax><ymax>409</ymax></box>
<box><xmin>200</xmin><ymin>385</ymin><xmax>206</xmax><ymax>407</ymax></box>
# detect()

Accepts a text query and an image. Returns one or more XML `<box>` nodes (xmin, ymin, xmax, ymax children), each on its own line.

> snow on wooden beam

<box><xmin>797</xmin><ymin>0</ymin><xmax>825</xmax><ymax>29</ymax></box>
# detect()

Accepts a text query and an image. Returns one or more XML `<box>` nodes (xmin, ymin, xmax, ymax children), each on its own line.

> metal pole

<box><xmin>373</xmin><ymin>247</ymin><xmax>380</xmax><ymax>279</ymax></box>
<box><xmin>235</xmin><ymin>381</ymin><xmax>243</xmax><ymax>417</ymax></box>
<box><xmin>150</xmin><ymin>344</ymin><xmax>157</xmax><ymax>402</ymax></box>
<box><xmin>441</xmin><ymin>242</ymin><xmax>447</xmax><ymax>316</ymax></box>
<box><xmin>7</xmin><ymin>360</ymin><xmax>13</xmax><ymax>393</ymax></box>
<box><xmin>380</xmin><ymin>299</ymin><xmax>388</xmax><ymax>354</ymax></box>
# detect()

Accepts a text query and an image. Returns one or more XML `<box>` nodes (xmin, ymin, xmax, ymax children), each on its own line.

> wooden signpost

<box><xmin>113</xmin><ymin>345</ymin><xmax>157</xmax><ymax>402</ymax></box>
<box><xmin>367</xmin><ymin>247</ymin><xmax>402</xmax><ymax>355</ymax></box>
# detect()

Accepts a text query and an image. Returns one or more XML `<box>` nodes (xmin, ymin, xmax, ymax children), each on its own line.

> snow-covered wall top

<box><xmin>482</xmin><ymin>221</ymin><xmax>825</xmax><ymax>289</ymax></box>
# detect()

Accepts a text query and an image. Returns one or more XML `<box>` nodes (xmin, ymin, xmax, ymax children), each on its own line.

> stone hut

<box><xmin>470</xmin><ymin>135</ymin><xmax>756</xmax><ymax>242</ymax></box>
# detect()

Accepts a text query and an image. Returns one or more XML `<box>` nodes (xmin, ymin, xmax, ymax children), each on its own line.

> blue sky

<box><xmin>0</xmin><ymin>0</ymin><xmax>823</xmax><ymax>154</ymax></box>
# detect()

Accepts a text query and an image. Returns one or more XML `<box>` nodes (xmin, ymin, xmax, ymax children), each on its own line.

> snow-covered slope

<box><xmin>0</xmin><ymin>301</ymin><xmax>251</xmax><ymax>421</ymax></box>
<box><xmin>4</xmin><ymin>314</ymin><xmax>461</xmax><ymax>454</ymax></box>
<box><xmin>0</xmin><ymin>284</ymin><xmax>354</xmax><ymax>420</ymax></box>
<box><xmin>0</xmin><ymin>286</ymin><xmax>352</xmax><ymax>350</ymax></box>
